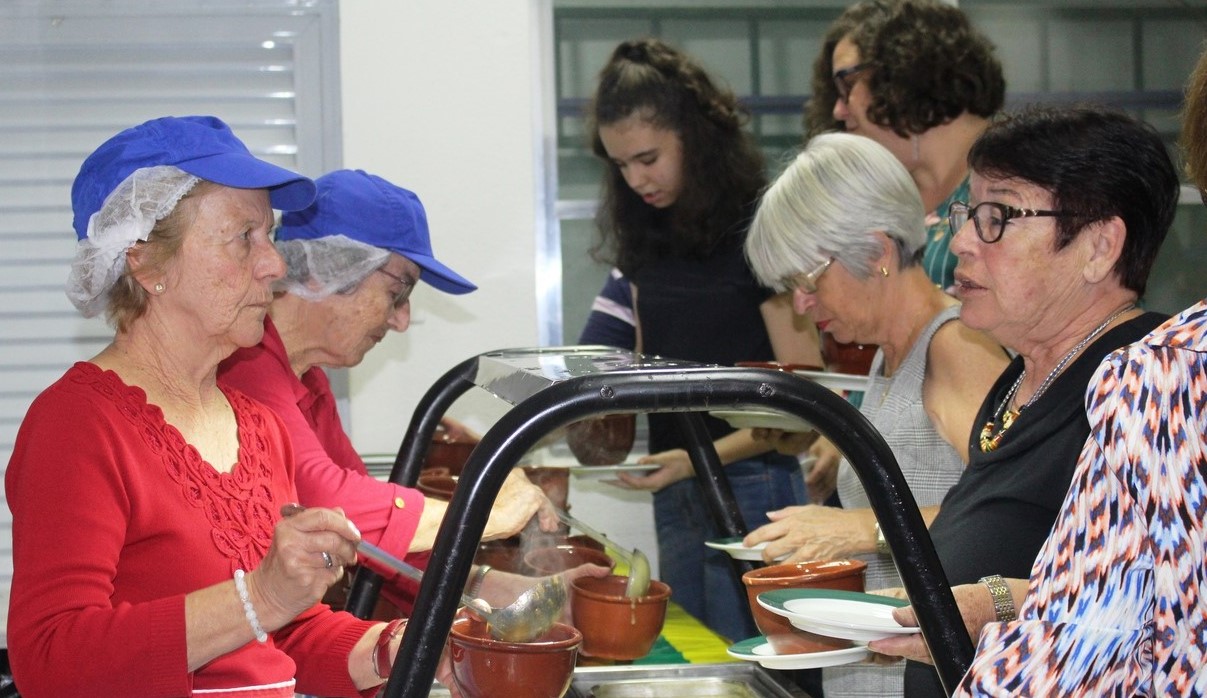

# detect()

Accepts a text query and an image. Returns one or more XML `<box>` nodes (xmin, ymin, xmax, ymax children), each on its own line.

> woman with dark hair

<box><xmin>861</xmin><ymin>105</ymin><xmax>1179</xmax><ymax>697</ymax></box>
<box><xmin>935</xmin><ymin>49</ymin><xmax>1207</xmax><ymax>698</ymax></box>
<box><xmin>582</xmin><ymin>37</ymin><xmax>820</xmax><ymax>644</ymax></box>
<box><xmin>806</xmin><ymin>0</ymin><xmax>1004</xmax><ymax>291</ymax></box>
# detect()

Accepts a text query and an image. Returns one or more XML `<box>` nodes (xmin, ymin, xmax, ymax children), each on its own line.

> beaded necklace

<box><xmin>978</xmin><ymin>304</ymin><xmax>1134</xmax><ymax>452</ymax></box>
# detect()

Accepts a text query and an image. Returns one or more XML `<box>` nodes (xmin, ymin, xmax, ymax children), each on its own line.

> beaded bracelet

<box><xmin>233</xmin><ymin>569</ymin><xmax>268</xmax><ymax>643</ymax></box>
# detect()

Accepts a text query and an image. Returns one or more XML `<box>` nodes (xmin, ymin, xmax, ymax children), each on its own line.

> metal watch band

<box><xmin>979</xmin><ymin>574</ymin><xmax>1017</xmax><ymax>622</ymax></box>
<box><xmin>874</xmin><ymin>522</ymin><xmax>890</xmax><ymax>555</ymax></box>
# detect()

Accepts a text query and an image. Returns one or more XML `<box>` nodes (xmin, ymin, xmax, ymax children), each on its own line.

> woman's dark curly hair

<box><xmin>1182</xmin><ymin>45</ymin><xmax>1207</xmax><ymax>193</ymax></box>
<box><xmin>587</xmin><ymin>37</ymin><xmax>767</xmax><ymax>275</ymax></box>
<box><xmin>804</xmin><ymin>0</ymin><xmax>1004</xmax><ymax>139</ymax></box>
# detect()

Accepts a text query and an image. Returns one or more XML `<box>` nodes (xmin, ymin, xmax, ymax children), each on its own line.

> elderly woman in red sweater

<box><xmin>6</xmin><ymin>116</ymin><xmax>460</xmax><ymax>696</ymax></box>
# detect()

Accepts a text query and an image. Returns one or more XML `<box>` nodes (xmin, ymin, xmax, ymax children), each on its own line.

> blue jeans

<box><xmin>653</xmin><ymin>453</ymin><xmax>806</xmax><ymax>642</ymax></box>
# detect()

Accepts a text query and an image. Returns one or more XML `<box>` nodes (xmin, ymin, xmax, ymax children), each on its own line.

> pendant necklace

<box><xmin>979</xmin><ymin>303</ymin><xmax>1135</xmax><ymax>453</ymax></box>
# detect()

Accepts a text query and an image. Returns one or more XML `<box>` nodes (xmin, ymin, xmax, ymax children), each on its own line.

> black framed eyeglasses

<box><xmin>833</xmin><ymin>62</ymin><xmax>872</xmax><ymax>101</ymax></box>
<box><xmin>375</xmin><ymin>267</ymin><xmax>417</xmax><ymax>309</ymax></box>
<box><xmin>782</xmin><ymin>256</ymin><xmax>835</xmax><ymax>294</ymax></box>
<box><xmin>947</xmin><ymin>200</ymin><xmax>1078</xmax><ymax>244</ymax></box>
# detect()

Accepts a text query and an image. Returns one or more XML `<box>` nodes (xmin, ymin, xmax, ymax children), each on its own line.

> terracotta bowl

<box><xmin>820</xmin><ymin>332</ymin><xmax>878</xmax><ymax>375</ymax></box>
<box><xmin>524</xmin><ymin>544</ymin><xmax>614</xmax><ymax>576</ymax></box>
<box><xmin>474</xmin><ymin>537</ymin><xmax>526</xmax><ymax>574</ymax></box>
<box><xmin>565</xmin><ymin>413</ymin><xmax>636</xmax><ymax>466</ymax></box>
<box><xmin>571</xmin><ymin>575</ymin><xmax>671</xmax><ymax>660</ymax></box>
<box><xmin>416</xmin><ymin>473</ymin><xmax>457</xmax><ymax>501</ymax></box>
<box><xmin>448</xmin><ymin>615</ymin><xmax>581</xmax><ymax>698</ymax></box>
<box><xmin>424</xmin><ymin>431</ymin><xmax>478</xmax><ymax>476</ymax></box>
<box><xmin>741</xmin><ymin>559</ymin><xmax>867</xmax><ymax>637</ymax></box>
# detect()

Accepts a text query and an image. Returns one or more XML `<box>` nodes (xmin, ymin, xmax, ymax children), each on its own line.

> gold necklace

<box><xmin>978</xmin><ymin>303</ymin><xmax>1135</xmax><ymax>453</ymax></box>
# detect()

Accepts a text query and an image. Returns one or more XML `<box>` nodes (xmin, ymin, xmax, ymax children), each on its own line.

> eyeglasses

<box><xmin>783</xmin><ymin>256</ymin><xmax>835</xmax><ymax>294</ymax></box>
<box><xmin>947</xmin><ymin>200</ymin><xmax>1078</xmax><ymax>244</ymax></box>
<box><xmin>375</xmin><ymin>267</ymin><xmax>417</xmax><ymax>308</ymax></box>
<box><xmin>833</xmin><ymin>62</ymin><xmax>872</xmax><ymax>102</ymax></box>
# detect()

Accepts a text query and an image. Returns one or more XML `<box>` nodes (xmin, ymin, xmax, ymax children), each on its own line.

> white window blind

<box><xmin>0</xmin><ymin>0</ymin><xmax>341</xmax><ymax>645</ymax></box>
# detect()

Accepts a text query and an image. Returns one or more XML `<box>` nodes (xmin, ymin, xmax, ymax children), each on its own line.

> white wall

<box><xmin>336</xmin><ymin>1</ymin><xmax>659</xmax><ymax>572</ymax></box>
<box><xmin>340</xmin><ymin>0</ymin><xmax>548</xmax><ymax>447</ymax></box>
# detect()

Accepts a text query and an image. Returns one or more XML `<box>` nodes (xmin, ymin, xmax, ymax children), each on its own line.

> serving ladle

<box><xmin>356</xmin><ymin>540</ymin><xmax>566</xmax><ymax>643</ymax></box>
<box><xmin>280</xmin><ymin>504</ymin><xmax>565</xmax><ymax>642</ymax></box>
<box><xmin>555</xmin><ymin>509</ymin><xmax>651</xmax><ymax>598</ymax></box>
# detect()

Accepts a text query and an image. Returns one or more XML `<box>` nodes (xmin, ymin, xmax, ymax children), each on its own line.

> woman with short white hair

<box><xmin>743</xmin><ymin>132</ymin><xmax>1008</xmax><ymax>697</ymax></box>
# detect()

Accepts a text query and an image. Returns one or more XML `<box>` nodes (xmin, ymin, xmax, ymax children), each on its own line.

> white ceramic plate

<box><xmin>704</xmin><ymin>536</ymin><xmax>786</xmax><ymax>562</ymax></box>
<box><xmin>792</xmin><ymin>369</ymin><xmax>870</xmax><ymax>394</ymax></box>
<box><xmin>727</xmin><ymin>634</ymin><xmax>869</xmax><ymax>670</ymax></box>
<box><xmin>708</xmin><ymin>409</ymin><xmax>813</xmax><ymax>432</ymax></box>
<box><xmin>758</xmin><ymin>589</ymin><xmax>914</xmax><ymax>642</ymax></box>
<box><xmin>567</xmin><ymin>463</ymin><xmax>657</xmax><ymax>480</ymax></box>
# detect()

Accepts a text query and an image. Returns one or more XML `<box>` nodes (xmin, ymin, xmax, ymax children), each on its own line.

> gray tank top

<box><xmin>825</xmin><ymin>304</ymin><xmax>966</xmax><ymax>698</ymax></box>
<box><xmin>835</xmin><ymin>303</ymin><xmax>965</xmax><ymax>591</ymax></box>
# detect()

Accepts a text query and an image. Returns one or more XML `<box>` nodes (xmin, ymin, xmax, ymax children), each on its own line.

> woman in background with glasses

<box><xmin>806</xmin><ymin>0</ymin><xmax>1004</xmax><ymax>293</ymax></box>
<box><xmin>864</xmin><ymin>105</ymin><xmax>1177</xmax><ymax>698</ymax></box>
<box><xmin>796</xmin><ymin>0</ymin><xmax>1005</xmax><ymax>520</ymax></box>
<box><xmin>743</xmin><ymin>131</ymin><xmax>1008</xmax><ymax>698</ymax></box>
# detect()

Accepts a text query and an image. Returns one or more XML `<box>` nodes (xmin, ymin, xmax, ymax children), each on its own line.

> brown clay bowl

<box><xmin>424</xmin><ymin>431</ymin><xmax>478</xmax><ymax>476</ymax></box>
<box><xmin>741</xmin><ymin>559</ymin><xmax>867</xmax><ymax>637</ymax></box>
<box><xmin>474</xmin><ymin>537</ymin><xmax>526</xmax><ymax>574</ymax></box>
<box><xmin>820</xmin><ymin>332</ymin><xmax>878</xmax><ymax>375</ymax></box>
<box><xmin>565</xmin><ymin>413</ymin><xmax>636</xmax><ymax>466</ymax></box>
<box><xmin>448</xmin><ymin>615</ymin><xmax>581</xmax><ymax>698</ymax></box>
<box><xmin>524</xmin><ymin>545</ymin><xmax>614</xmax><ymax>576</ymax></box>
<box><xmin>571</xmin><ymin>574</ymin><xmax>671</xmax><ymax>660</ymax></box>
<box><xmin>416</xmin><ymin>473</ymin><xmax>457</xmax><ymax>501</ymax></box>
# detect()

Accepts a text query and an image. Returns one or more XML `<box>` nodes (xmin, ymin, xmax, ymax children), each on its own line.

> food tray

<box><xmin>421</xmin><ymin>662</ymin><xmax>810</xmax><ymax>697</ymax></box>
<box><xmin>569</xmin><ymin>663</ymin><xmax>809</xmax><ymax>698</ymax></box>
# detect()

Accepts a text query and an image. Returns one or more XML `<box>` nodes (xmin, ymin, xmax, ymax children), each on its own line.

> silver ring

<box><xmin>321</xmin><ymin>551</ymin><xmax>334</xmax><ymax>569</ymax></box>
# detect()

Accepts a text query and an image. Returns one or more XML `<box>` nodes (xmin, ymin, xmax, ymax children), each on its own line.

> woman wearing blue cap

<box><xmin>6</xmin><ymin>118</ymin><xmax>462</xmax><ymax>696</ymax></box>
<box><xmin>220</xmin><ymin>169</ymin><xmax>606</xmax><ymax>613</ymax></box>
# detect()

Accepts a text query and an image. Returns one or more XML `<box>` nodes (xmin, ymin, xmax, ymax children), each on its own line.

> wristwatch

<box><xmin>873</xmin><ymin>521</ymin><xmax>890</xmax><ymax>555</ymax></box>
<box><xmin>979</xmin><ymin>574</ymin><xmax>1017</xmax><ymax>622</ymax></box>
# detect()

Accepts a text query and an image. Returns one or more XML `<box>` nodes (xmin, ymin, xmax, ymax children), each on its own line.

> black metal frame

<box><xmin>346</xmin><ymin>355</ymin><xmax>973</xmax><ymax>697</ymax></box>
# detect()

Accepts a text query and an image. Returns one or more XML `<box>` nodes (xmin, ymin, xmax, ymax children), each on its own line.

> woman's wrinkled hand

<box><xmin>612</xmin><ymin>448</ymin><xmax>694</xmax><ymax>492</ymax></box>
<box><xmin>437</xmin><ymin>416</ymin><xmax>481</xmax><ymax>444</ymax></box>
<box><xmin>252</xmin><ymin>505</ymin><xmax>361</xmax><ymax>628</ymax></box>
<box><xmin>804</xmin><ymin>438</ymin><xmax>841</xmax><ymax>503</ymax></box>
<box><xmin>866</xmin><ymin>583</ymin><xmax>996</xmax><ymax>665</ymax></box>
<box><xmin>751</xmin><ymin>427</ymin><xmax>819</xmax><ymax>456</ymax></box>
<box><xmin>484</xmin><ymin>469</ymin><xmax>558</xmax><ymax>540</ymax></box>
<box><xmin>742</xmin><ymin>504</ymin><xmax>874</xmax><ymax>563</ymax></box>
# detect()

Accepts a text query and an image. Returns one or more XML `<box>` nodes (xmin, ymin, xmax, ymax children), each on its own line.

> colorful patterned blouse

<box><xmin>954</xmin><ymin>300</ymin><xmax>1207</xmax><ymax>696</ymax></box>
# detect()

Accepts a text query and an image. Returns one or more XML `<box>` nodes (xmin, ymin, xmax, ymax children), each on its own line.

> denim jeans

<box><xmin>653</xmin><ymin>452</ymin><xmax>806</xmax><ymax>642</ymax></box>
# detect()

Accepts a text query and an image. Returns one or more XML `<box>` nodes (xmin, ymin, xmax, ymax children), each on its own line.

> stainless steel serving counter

<box><xmin>423</xmin><ymin>663</ymin><xmax>810</xmax><ymax>698</ymax></box>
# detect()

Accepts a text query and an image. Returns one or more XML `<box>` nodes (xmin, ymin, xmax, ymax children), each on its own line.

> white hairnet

<box><xmin>274</xmin><ymin>235</ymin><xmax>390</xmax><ymax>301</ymax></box>
<box><xmin>66</xmin><ymin>165</ymin><xmax>200</xmax><ymax>317</ymax></box>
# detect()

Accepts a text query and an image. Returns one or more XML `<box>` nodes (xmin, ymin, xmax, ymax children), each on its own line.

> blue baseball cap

<box><xmin>276</xmin><ymin>169</ymin><xmax>477</xmax><ymax>295</ymax></box>
<box><xmin>71</xmin><ymin>115</ymin><xmax>316</xmax><ymax>240</ymax></box>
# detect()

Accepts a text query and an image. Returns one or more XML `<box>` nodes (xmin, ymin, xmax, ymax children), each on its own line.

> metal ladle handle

<box><xmin>555</xmin><ymin>509</ymin><xmax>634</xmax><ymax>564</ymax></box>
